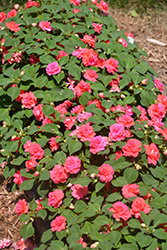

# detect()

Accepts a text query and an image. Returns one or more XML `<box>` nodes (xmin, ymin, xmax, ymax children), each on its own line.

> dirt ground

<box><xmin>0</xmin><ymin>8</ymin><xmax>167</xmax><ymax>250</ymax></box>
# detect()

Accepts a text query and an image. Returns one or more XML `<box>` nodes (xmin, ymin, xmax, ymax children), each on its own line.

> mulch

<box><xmin>0</xmin><ymin>8</ymin><xmax>167</xmax><ymax>249</ymax></box>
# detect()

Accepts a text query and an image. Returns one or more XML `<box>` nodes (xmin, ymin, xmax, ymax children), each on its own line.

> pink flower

<box><xmin>0</xmin><ymin>239</ymin><xmax>11</xmax><ymax>248</ymax></box>
<box><xmin>49</xmin><ymin>137</ymin><xmax>60</xmax><ymax>152</ymax></box>
<box><xmin>64</xmin><ymin>115</ymin><xmax>77</xmax><ymax>130</ymax></box>
<box><xmin>109</xmin><ymin>123</ymin><xmax>126</xmax><ymax>141</ymax></box>
<box><xmin>122</xmin><ymin>184</ymin><xmax>140</xmax><ymax>198</ymax></box>
<box><xmin>116</xmin><ymin>114</ymin><xmax>135</xmax><ymax>128</ymax></box>
<box><xmin>33</xmin><ymin>104</ymin><xmax>44</xmax><ymax>121</ymax></box>
<box><xmin>97</xmin><ymin>164</ymin><xmax>114</xmax><ymax>182</ymax></box>
<box><xmin>21</xmin><ymin>91</ymin><xmax>37</xmax><ymax>109</ymax></box>
<box><xmin>50</xmin><ymin>165</ymin><xmax>69</xmax><ymax>184</ymax></box>
<box><xmin>115</xmin><ymin>150</ymin><xmax>123</xmax><ymax>160</ymax></box>
<box><xmin>71</xmin><ymin>105</ymin><xmax>84</xmax><ymax>114</ymax></box>
<box><xmin>73</xmin><ymin>8</ymin><xmax>81</xmax><ymax>13</ymax></box>
<box><xmin>83</xmin><ymin>69</ymin><xmax>99</xmax><ymax>82</ymax></box>
<box><xmin>82</xmin><ymin>48</ymin><xmax>98</xmax><ymax>67</ymax></box>
<box><xmin>122</xmin><ymin>139</ymin><xmax>142</xmax><ymax>157</ymax></box>
<box><xmin>76</xmin><ymin>123</ymin><xmax>96</xmax><ymax>142</ymax></box>
<box><xmin>118</xmin><ymin>38</ymin><xmax>128</xmax><ymax>48</ymax></box>
<box><xmin>42</xmin><ymin>116</ymin><xmax>54</xmax><ymax>126</ymax></box>
<box><xmin>154</xmin><ymin>79</ymin><xmax>164</xmax><ymax>93</ymax></box>
<box><xmin>157</xmin><ymin>94</ymin><xmax>167</xmax><ymax>110</ymax></box>
<box><xmin>7</xmin><ymin>9</ymin><xmax>17</xmax><ymax>19</ymax></box>
<box><xmin>109</xmin><ymin>201</ymin><xmax>131</xmax><ymax>221</ymax></box>
<box><xmin>77</xmin><ymin>237</ymin><xmax>87</xmax><ymax>248</ymax></box>
<box><xmin>148</xmin><ymin>103</ymin><xmax>166</xmax><ymax>120</ymax></box>
<box><xmin>96</xmin><ymin>0</ymin><xmax>108</xmax><ymax>13</ymax></box>
<box><xmin>64</xmin><ymin>156</ymin><xmax>81</xmax><ymax>174</ymax></box>
<box><xmin>105</xmin><ymin>57</ymin><xmax>119</xmax><ymax>74</ymax></box>
<box><xmin>46</xmin><ymin>61</ymin><xmax>61</xmax><ymax>76</ymax></box>
<box><xmin>77</xmin><ymin>112</ymin><xmax>92</xmax><ymax>123</ymax></box>
<box><xmin>25</xmin><ymin>1</ymin><xmax>39</xmax><ymax>9</ymax></box>
<box><xmin>130</xmin><ymin>197</ymin><xmax>151</xmax><ymax>218</ymax></box>
<box><xmin>5</xmin><ymin>21</ymin><xmax>20</xmax><ymax>32</ymax></box>
<box><xmin>39</xmin><ymin>21</ymin><xmax>53</xmax><ymax>31</ymax></box>
<box><xmin>80</xmin><ymin>35</ymin><xmax>95</xmax><ymax>48</ymax></box>
<box><xmin>16</xmin><ymin>238</ymin><xmax>34</xmax><ymax>250</ymax></box>
<box><xmin>28</xmin><ymin>142</ymin><xmax>44</xmax><ymax>160</ymax></box>
<box><xmin>51</xmin><ymin>216</ymin><xmax>66</xmax><ymax>232</ymax></box>
<box><xmin>144</xmin><ymin>143</ymin><xmax>160</xmax><ymax>165</ymax></box>
<box><xmin>75</xmin><ymin>79</ymin><xmax>91</xmax><ymax>98</ymax></box>
<box><xmin>25</xmin><ymin>158</ymin><xmax>37</xmax><ymax>171</ymax></box>
<box><xmin>15</xmin><ymin>199</ymin><xmax>29</xmax><ymax>216</ymax></box>
<box><xmin>89</xmin><ymin>135</ymin><xmax>107</xmax><ymax>154</ymax></box>
<box><xmin>48</xmin><ymin>189</ymin><xmax>64</xmax><ymax>209</ymax></box>
<box><xmin>0</xmin><ymin>12</ymin><xmax>6</xmax><ymax>23</ymax></box>
<box><xmin>29</xmin><ymin>54</ymin><xmax>40</xmax><ymax>65</ymax></box>
<box><xmin>92</xmin><ymin>23</ymin><xmax>102</xmax><ymax>34</ymax></box>
<box><xmin>24</xmin><ymin>140</ymin><xmax>32</xmax><ymax>152</ymax></box>
<box><xmin>55</xmin><ymin>50</ymin><xmax>68</xmax><ymax>60</ymax></box>
<box><xmin>13</xmin><ymin>170</ymin><xmax>27</xmax><ymax>187</ymax></box>
<box><xmin>71</xmin><ymin>184</ymin><xmax>88</xmax><ymax>199</ymax></box>
<box><xmin>72</xmin><ymin>48</ymin><xmax>87</xmax><ymax>59</ymax></box>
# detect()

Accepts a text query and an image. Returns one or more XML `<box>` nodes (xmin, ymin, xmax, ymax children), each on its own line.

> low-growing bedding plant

<box><xmin>0</xmin><ymin>0</ymin><xmax>167</xmax><ymax>249</ymax></box>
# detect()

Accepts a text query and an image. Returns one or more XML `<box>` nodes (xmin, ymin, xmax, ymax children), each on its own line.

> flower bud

<box><xmin>135</xmin><ymin>164</ymin><xmax>141</xmax><ymax>170</ymax></box>
<box><xmin>67</xmin><ymin>183</ymin><xmax>72</xmax><ymax>187</ymax></box>
<box><xmin>32</xmin><ymin>23</ymin><xmax>37</xmax><ymax>27</ymax></box>
<box><xmin>90</xmin><ymin>242</ymin><xmax>99</xmax><ymax>249</ymax></box>
<box><xmin>164</xmin><ymin>149</ymin><xmax>167</xmax><ymax>155</ymax></box>
<box><xmin>20</xmin><ymin>70</ymin><xmax>25</xmax><ymax>76</ymax></box>
<box><xmin>120</xmin><ymin>94</ymin><xmax>125</xmax><ymax>99</ymax></box>
<box><xmin>90</xmin><ymin>173</ymin><xmax>96</xmax><ymax>178</ymax></box>
<box><xmin>34</xmin><ymin>171</ymin><xmax>39</xmax><ymax>177</ymax></box>
<box><xmin>14</xmin><ymin>4</ymin><xmax>20</xmax><ymax>10</ymax></box>
<box><xmin>69</xmin><ymin>203</ymin><xmax>75</xmax><ymax>210</ymax></box>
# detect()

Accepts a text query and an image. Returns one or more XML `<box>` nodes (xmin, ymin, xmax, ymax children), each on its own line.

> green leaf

<box><xmin>150</xmin><ymin>198</ymin><xmax>165</xmax><ymax>209</ymax></box>
<box><xmin>74</xmin><ymin>200</ymin><xmax>88</xmax><ymax>213</ymax></box>
<box><xmin>19</xmin><ymin>214</ymin><xmax>30</xmax><ymax>223</ymax></box>
<box><xmin>93</xmin><ymin>215</ymin><xmax>109</xmax><ymax>225</ymax></box>
<box><xmin>128</xmin><ymin>219</ymin><xmax>141</xmax><ymax>229</ymax></box>
<box><xmin>12</xmin><ymin>156</ymin><xmax>26</xmax><ymax>166</ymax></box>
<box><xmin>42</xmin><ymin>105</ymin><xmax>55</xmax><ymax>116</ymax></box>
<box><xmin>67</xmin><ymin>233</ymin><xmax>80</xmax><ymax>248</ymax></box>
<box><xmin>124</xmin><ymin>168</ymin><xmax>138</xmax><ymax>183</ymax></box>
<box><xmin>20</xmin><ymin>222</ymin><xmax>34</xmax><ymax>240</ymax></box>
<box><xmin>68</xmin><ymin>140</ymin><xmax>82</xmax><ymax>155</ymax></box>
<box><xmin>39</xmin><ymin>169</ymin><xmax>50</xmax><ymax>181</ymax></box>
<box><xmin>43</xmin><ymin>124</ymin><xmax>58</xmax><ymax>133</ymax></box>
<box><xmin>39</xmin><ymin>55</ymin><xmax>55</xmax><ymax>64</ymax></box>
<box><xmin>7</xmin><ymin>87</ymin><xmax>20</xmax><ymax>101</ymax></box>
<box><xmin>95</xmin><ymin>182</ymin><xmax>105</xmax><ymax>192</ymax></box>
<box><xmin>66</xmin><ymin>63</ymin><xmax>81</xmax><ymax>80</ymax></box>
<box><xmin>136</xmin><ymin>233</ymin><xmax>152</xmax><ymax>248</ymax></box>
<box><xmin>4</xmin><ymin>140</ymin><xmax>19</xmax><ymax>153</ymax></box>
<box><xmin>152</xmin><ymin>228</ymin><xmax>167</xmax><ymax>239</ymax></box>
<box><xmin>119</xmin><ymin>243</ymin><xmax>138</xmax><ymax>250</ymax></box>
<box><xmin>20</xmin><ymin>179</ymin><xmax>34</xmax><ymax>191</ymax></box>
<box><xmin>59</xmin><ymin>56</ymin><xmax>69</xmax><ymax>66</ymax></box>
<box><xmin>106</xmin><ymin>193</ymin><xmax>122</xmax><ymax>202</ymax></box>
<box><xmin>140</xmin><ymin>211</ymin><xmax>150</xmax><ymax>227</ymax></box>
<box><xmin>11</xmin><ymin>38</ymin><xmax>20</xmax><ymax>48</ymax></box>
<box><xmin>37</xmin><ymin>209</ymin><xmax>47</xmax><ymax>220</ymax></box>
<box><xmin>51</xmin><ymin>240</ymin><xmax>65</xmax><ymax>250</ymax></box>
<box><xmin>98</xmin><ymin>241</ymin><xmax>113</xmax><ymax>250</ymax></box>
<box><xmin>146</xmin><ymin>239</ymin><xmax>158</xmax><ymax>250</ymax></box>
<box><xmin>29</xmin><ymin>199</ymin><xmax>38</xmax><ymax>211</ymax></box>
<box><xmin>53</xmin><ymin>72</ymin><xmax>65</xmax><ymax>83</ymax></box>
<box><xmin>41</xmin><ymin>229</ymin><xmax>53</xmax><ymax>243</ymax></box>
<box><xmin>79</xmin><ymin>91</ymin><xmax>91</xmax><ymax>106</ymax></box>
<box><xmin>109</xmin><ymin>231</ymin><xmax>121</xmax><ymax>245</ymax></box>
<box><xmin>112</xmin><ymin>176</ymin><xmax>127</xmax><ymax>187</ymax></box>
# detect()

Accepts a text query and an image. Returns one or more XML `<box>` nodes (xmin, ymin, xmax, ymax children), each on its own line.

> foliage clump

<box><xmin>0</xmin><ymin>0</ymin><xmax>167</xmax><ymax>249</ymax></box>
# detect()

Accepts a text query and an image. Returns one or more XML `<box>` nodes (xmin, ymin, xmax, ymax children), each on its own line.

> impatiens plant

<box><xmin>1</xmin><ymin>0</ymin><xmax>167</xmax><ymax>249</ymax></box>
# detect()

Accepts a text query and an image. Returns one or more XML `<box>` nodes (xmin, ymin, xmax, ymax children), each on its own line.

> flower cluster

<box><xmin>0</xmin><ymin>0</ymin><xmax>167</xmax><ymax>249</ymax></box>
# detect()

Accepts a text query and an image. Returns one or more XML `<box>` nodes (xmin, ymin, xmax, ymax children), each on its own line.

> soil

<box><xmin>0</xmin><ymin>8</ymin><xmax>167</xmax><ymax>250</ymax></box>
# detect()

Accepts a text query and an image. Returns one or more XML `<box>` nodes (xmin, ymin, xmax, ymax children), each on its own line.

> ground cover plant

<box><xmin>0</xmin><ymin>0</ymin><xmax>167</xmax><ymax>249</ymax></box>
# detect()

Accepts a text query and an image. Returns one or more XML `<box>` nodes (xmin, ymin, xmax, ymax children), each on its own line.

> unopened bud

<box><xmin>129</xmin><ymin>86</ymin><xmax>133</xmax><ymax>90</ymax></box>
<box><xmin>32</xmin><ymin>23</ymin><xmax>37</xmax><ymax>27</ymax></box>
<box><xmin>141</xmin><ymin>223</ymin><xmax>146</xmax><ymax>228</ymax></box>
<box><xmin>120</xmin><ymin>94</ymin><xmax>125</xmax><ymax>99</ymax></box>
<box><xmin>135</xmin><ymin>164</ymin><xmax>141</xmax><ymax>170</ymax></box>
<box><xmin>67</xmin><ymin>183</ymin><xmax>72</xmax><ymax>188</ymax></box>
<box><xmin>164</xmin><ymin>149</ymin><xmax>167</xmax><ymax>155</ymax></box>
<box><xmin>90</xmin><ymin>242</ymin><xmax>99</xmax><ymax>249</ymax></box>
<box><xmin>14</xmin><ymin>4</ymin><xmax>20</xmax><ymax>10</ymax></box>
<box><xmin>11</xmin><ymin>135</ymin><xmax>17</xmax><ymax>140</ymax></box>
<box><xmin>34</xmin><ymin>171</ymin><xmax>39</xmax><ymax>177</ymax></box>
<box><xmin>20</xmin><ymin>70</ymin><xmax>25</xmax><ymax>76</ymax></box>
<box><xmin>90</xmin><ymin>173</ymin><xmax>96</xmax><ymax>178</ymax></box>
<box><xmin>69</xmin><ymin>203</ymin><xmax>75</xmax><ymax>210</ymax></box>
